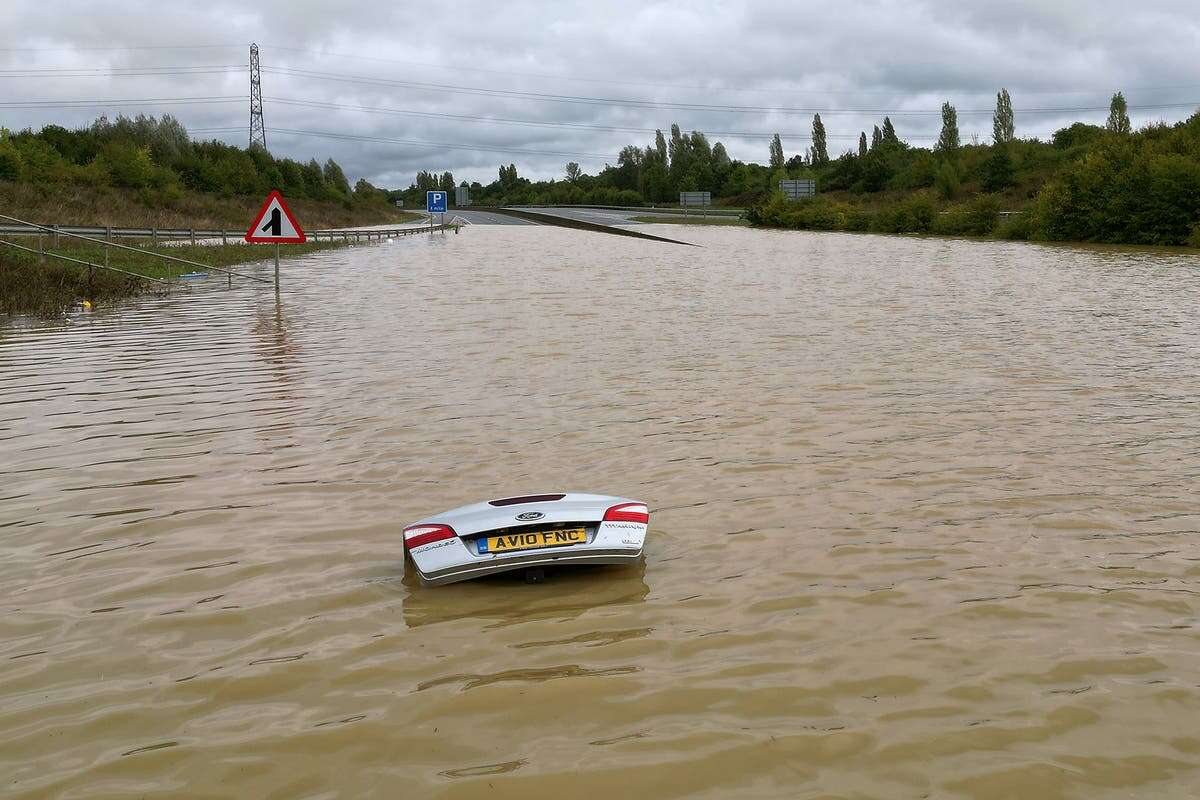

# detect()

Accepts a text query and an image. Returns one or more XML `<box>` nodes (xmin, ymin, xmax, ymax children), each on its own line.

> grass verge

<box><xmin>1</xmin><ymin>238</ymin><xmax>348</xmax><ymax>317</ymax></box>
<box><xmin>0</xmin><ymin>181</ymin><xmax>422</xmax><ymax>230</ymax></box>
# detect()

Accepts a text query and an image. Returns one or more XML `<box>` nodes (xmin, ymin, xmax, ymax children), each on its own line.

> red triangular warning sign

<box><xmin>245</xmin><ymin>190</ymin><xmax>306</xmax><ymax>243</ymax></box>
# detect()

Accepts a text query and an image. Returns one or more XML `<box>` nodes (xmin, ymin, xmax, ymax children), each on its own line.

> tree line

<box><xmin>399</xmin><ymin>88</ymin><xmax>1197</xmax><ymax>246</ymax></box>
<box><xmin>401</xmin><ymin>89</ymin><xmax>1140</xmax><ymax>209</ymax></box>
<box><xmin>0</xmin><ymin>114</ymin><xmax>393</xmax><ymax>209</ymax></box>
<box><xmin>747</xmin><ymin>92</ymin><xmax>1200</xmax><ymax>247</ymax></box>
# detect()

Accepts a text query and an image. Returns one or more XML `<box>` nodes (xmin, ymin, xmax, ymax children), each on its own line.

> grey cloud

<box><xmin>2</xmin><ymin>0</ymin><xmax>1197</xmax><ymax>187</ymax></box>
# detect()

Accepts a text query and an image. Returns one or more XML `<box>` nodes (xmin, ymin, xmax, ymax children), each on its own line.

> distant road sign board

<box><xmin>679</xmin><ymin>191</ymin><xmax>711</xmax><ymax>207</ymax></box>
<box><xmin>455</xmin><ymin>185</ymin><xmax>470</xmax><ymax>207</ymax></box>
<box><xmin>427</xmin><ymin>191</ymin><xmax>447</xmax><ymax>213</ymax></box>
<box><xmin>779</xmin><ymin>179</ymin><xmax>817</xmax><ymax>200</ymax></box>
<box><xmin>245</xmin><ymin>190</ymin><xmax>306</xmax><ymax>243</ymax></box>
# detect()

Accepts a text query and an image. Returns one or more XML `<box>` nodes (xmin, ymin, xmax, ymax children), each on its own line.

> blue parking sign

<box><xmin>426</xmin><ymin>191</ymin><xmax>447</xmax><ymax>213</ymax></box>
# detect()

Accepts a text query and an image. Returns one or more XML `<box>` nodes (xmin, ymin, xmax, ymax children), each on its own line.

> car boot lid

<box><xmin>409</xmin><ymin>492</ymin><xmax>647</xmax><ymax>538</ymax></box>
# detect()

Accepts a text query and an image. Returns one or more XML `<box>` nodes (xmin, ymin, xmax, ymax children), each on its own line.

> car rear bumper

<box><xmin>412</xmin><ymin>546</ymin><xmax>643</xmax><ymax>586</ymax></box>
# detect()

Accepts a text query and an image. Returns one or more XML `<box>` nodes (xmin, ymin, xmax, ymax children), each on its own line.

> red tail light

<box><xmin>603</xmin><ymin>503</ymin><xmax>649</xmax><ymax>524</ymax></box>
<box><xmin>404</xmin><ymin>524</ymin><xmax>456</xmax><ymax>550</ymax></box>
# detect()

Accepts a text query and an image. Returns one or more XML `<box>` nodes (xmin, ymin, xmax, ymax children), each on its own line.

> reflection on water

<box><xmin>2</xmin><ymin>228</ymin><xmax>1200</xmax><ymax>798</ymax></box>
<box><xmin>400</xmin><ymin>563</ymin><xmax>650</xmax><ymax>629</ymax></box>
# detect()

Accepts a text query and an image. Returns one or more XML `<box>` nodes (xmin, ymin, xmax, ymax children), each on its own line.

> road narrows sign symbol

<box><xmin>245</xmin><ymin>190</ymin><xmax>306</xmax><ymax>243</ymax></box>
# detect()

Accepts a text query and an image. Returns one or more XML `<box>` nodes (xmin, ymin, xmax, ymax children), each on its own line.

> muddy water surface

<box><xmin>2</xmin><ymin>226</ymin><xmax>1200</xmax><ymax>798</ymax></box>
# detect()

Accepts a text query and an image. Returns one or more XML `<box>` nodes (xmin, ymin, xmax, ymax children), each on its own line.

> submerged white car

<box><xmin>403</xmin><ymin>493</ymin><xmax>649</xmax><ymax>586</ymax></box>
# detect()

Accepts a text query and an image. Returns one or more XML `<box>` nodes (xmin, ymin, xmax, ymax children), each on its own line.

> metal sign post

<box><xmin>679</xmin><ymin>191</ymin><xmax>711</xmax><ymax>220</ymax></box>
<box><xmin>427</xmin><ymin>191</ymin><xmax>447</xmax><ymax>235</ymax></box>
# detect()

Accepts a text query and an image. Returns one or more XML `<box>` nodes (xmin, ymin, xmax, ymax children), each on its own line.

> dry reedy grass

<box><xmin>0</xmin><ymin>181</ymin><xmax>420</xmax><ymax>230</ymax></box>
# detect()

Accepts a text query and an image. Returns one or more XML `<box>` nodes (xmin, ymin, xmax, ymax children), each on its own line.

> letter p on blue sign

<box><xmin>427</xmin><ymin>191</ymin><xmax>447</xmax><ymax>213</ymax></box>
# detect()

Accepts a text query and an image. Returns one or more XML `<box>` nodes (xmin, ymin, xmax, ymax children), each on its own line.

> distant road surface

<box><xmin>434</xmin><ymin>208</ymin><xmax>644</xmax><ymax>226</ymax></box>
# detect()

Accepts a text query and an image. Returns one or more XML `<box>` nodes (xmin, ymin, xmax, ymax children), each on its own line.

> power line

<box><xmin>187</xmin><ymin>125</ymin><xmax>614</xmax><ymax>162</ymax></box>
<box><xmin>0</xmin><ymin>67</ymin><xmax>246</xmax><ymax>79</ymax></box>
<box><xmin>258</xmin><ymin>44</ymin><xmax>1200</xmax><ymax>99</ymax></box>
<box><xmin>270</xmin><ymin>96</ymin><xmax>944</xmax><ymax>140</ymax></box>
<box><xmin>0</xmin><ymin>40</ymin><xmax>1192</xmax><ymax>101</ymax></box>
<box><xmin>268</xmin><ymin>127</ymin><xmax>614</xmax><ymax>160</ymax></box>
<box><xmin>260</xmin><ymin>65</ymin><xmax>1200</xmax><ymax>117</ymax></box>
<box><xmin>0</xmin><ymin>96</ymin><xmax>246</xmax><ymax>108</ymax></box>
<box><xmin>0</xmin><ymin>44</ymin><xmax>242</xmax><ymax>52</ymax></box>
<box><xmin>0</xmin><ymin>64</ymin><xmax>246</xmax><ymax>74</ymax></box>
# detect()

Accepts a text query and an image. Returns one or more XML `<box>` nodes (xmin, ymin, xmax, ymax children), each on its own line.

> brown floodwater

<box><xmin>2</xmin><ymin>226</ymin><xmax>1199</xmax><ymax>799</ymax></box>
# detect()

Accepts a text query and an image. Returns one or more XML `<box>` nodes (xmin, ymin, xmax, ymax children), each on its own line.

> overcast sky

<box><xmin>3</xmin><ymin>1</ymin><xmax>1198</xmax><ymax>189</ymax></box>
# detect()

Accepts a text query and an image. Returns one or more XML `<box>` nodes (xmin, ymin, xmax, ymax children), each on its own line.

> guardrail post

<box><xmin>190</xmin><ymin>228</ymin><xmax>196</xmax><ymax>246</ymax></box>
<box><xmin>105</xmin><ymin>227</ymin><xmax>111</xmax><ymax>271</ymax></box>
<box><xmin>152</xmin><ymin>227</ymin><xmax>158</xmax><ymax>247</ymax></box>
<box><xmin>222</xmin><ymin>230</ymin><xmax>228</xmax><ymax>245</ymax></box>
<box><xmin>38</xmin><ymin>233</ymin><xmax>44</xmax><ymax>264</ymax></box>
<box><xmin>52</xmin><ymin>225</ymin><xmax>59</xmax><ymax>248</ymax></box>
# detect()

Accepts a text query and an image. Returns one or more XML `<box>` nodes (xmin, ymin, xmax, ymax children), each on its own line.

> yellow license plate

<box><xmin>481</xmin><ymin>528</ymin><xmax>586</xmax><ymax>553</ymax></box>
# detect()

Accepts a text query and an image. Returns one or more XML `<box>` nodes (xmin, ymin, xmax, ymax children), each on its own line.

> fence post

<box><xmin>38</xmin><ymin>233</ymin><xmax>44</xmax><ymax>264</ymax></box>
<box><xmin>52</xmin><ymin>225</ymin><xmax>59</xmax><ymax>248</ymax></box>
<box><xmin>105</xmin><ymin>227</ymin><xmax>111</xmax><ymax>272</ymax></box>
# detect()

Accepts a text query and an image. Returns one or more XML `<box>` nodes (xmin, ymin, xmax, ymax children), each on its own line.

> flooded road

<box><xmin>3</xmin><ymin>226</ymin><xmax>1200</xmax><ymax>798</ymax></box>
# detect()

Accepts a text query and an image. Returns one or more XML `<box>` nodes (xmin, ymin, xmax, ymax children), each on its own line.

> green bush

<box><xmin>0</xmin><ymin>136</ymin><xmax>23</xmax><ymax>180</ymax></box>
<box><xmin>931</xmin><ymin>210</ymin><xmax>967</xmax><ymax>236</ymax></box>
<box><xmin>746</xmin><ymin>194</ymin><xmax>848</xmax><ymax>231</ymax></box>
<box><xmin>1032</xmin><ymin>113</ymin><xmax>1200</xmax><ymax>245</ymax></box>
<box><xmin>963</xmin><ymin>194</ymin><xmax>1001</xmax><ymax>235</ymax></box>
<box><xmin>932</xmin><ymin>194</ymin><xmax>1001</xmax><ymax>237</ymax></box>
<box><xmin>99</xmin><ymin>142</ymin><xmax>155</xmax><ymax>188</ymax></box>
<box><xmin>981</xmin><ymin>146</ymin><xmax>1015</xmax><ymax>191</ymax></box>
<box><xmin>73</xmin><ymin>158</ymin><xmax>110</xmax><ymax>187</ymax></box>
<box><xmin>1189</xmin><ymin>223</ymin><xmax>1200</xmax><ymax>249</ymax></box>
<box><xmin>13</xmin><ymin>136</ymin><xmax>69</xmax><ymax>182</ymax></box>
<box><xmin>845</xmin><ymin>206</ymin><xmax>872</xmax><ymax>231</ymax></box>
<box><xmin>871</xmin><ymin>191</ymin><xmax>936</xmax><ymax>234</ymax></box>
<box><xmin>996</xmin><ymin>211</ymin><xmax>1034</xmax><ymax>240</ymax></box>
<box><xmin>934</xmin><ymin>161</ymin><xmax>960</xmax><ymax>200</ymax></box>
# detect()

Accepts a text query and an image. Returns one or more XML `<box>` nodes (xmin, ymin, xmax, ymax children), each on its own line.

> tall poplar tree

<box><xmin>993</xmin><ymin>88</ymin><xmax>1015</xmax><ymax>144</ymax></box>
<box><xmin>1106</xmin><ymin>92</ymin><xmax>1131</xmax><ymax>134</ymax></box>
<box><xmin>711</xmin><ymin>142</ymin><xmax>730</xmax><ymax>168</ymax></box>
<box><xmin>769</xmin><ymin>133</ymin><xmax>785</xmax><ymax>170</ymax></box>
<box><xmin>811</xmin><ymin>114</ymin><xmax>829</xmax><ymax>166</ymax></box>
<box><xmin>881</xmin><ymin>117</ymin><xmax>898</xmax><ymax>146</ymax></box>
<box><xmin>936</xmin><ymin>102</ymin><xmax>960</xmax><ymax>156</ymax></box>
<box><xmin>858</xmin><ymin>132</ymin><xmax>868</xmax><ymax>159</ymax></box>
